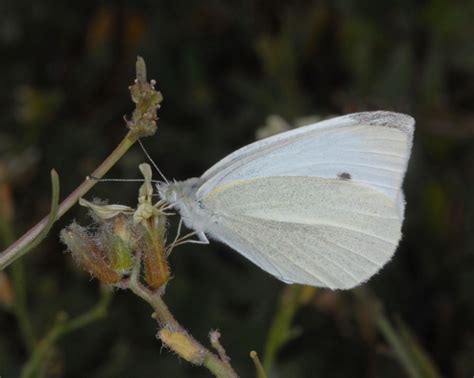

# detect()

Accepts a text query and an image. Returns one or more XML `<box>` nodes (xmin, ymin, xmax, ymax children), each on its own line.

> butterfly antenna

<box><xmin>138</xmin><ymin>139</ymin><xmax>169</xmax><ymax>184</ymax></box>
<box><xmin>87</xmin><ymin>176</ymin><xmax>161</xmax><ymax>184</ymax></box>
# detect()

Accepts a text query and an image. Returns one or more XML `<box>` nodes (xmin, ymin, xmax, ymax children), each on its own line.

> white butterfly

<box><xmin>157</xmin><ymin>111</ymin><xmax>414</xmax><ymax>289</ymax></box>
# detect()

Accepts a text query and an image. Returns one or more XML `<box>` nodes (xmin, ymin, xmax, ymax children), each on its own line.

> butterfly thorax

<box><xmin>157</xmin><ymin>178</ymin><xmax>212</xmax><ymax>234</ymax></box>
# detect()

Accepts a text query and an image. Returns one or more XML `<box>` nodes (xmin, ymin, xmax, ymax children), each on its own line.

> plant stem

<box><xmin>250</xmin><ymin>351</ymin><xmax>267</xmax><ymax>378</ymax></box>
<box><xmin>203</xmin><ymin>353</ymin><xmax>238</xmax><ymax>378</ymax></box>
<box><xmin>128</xmin><ymin>281</ymin><xmax>179</xmax><ymax>328</ymax></box>
<box><xmin>20</xmin><ymin>287</ymin><xmax>113</xmax><ymax>378</ymax></box>
<box><xmin>0</xmin><ymin>132</ymin><xmax>137</xmax><ymax>270</ymax></box>
<box><xmin>376</xmin><ymin>314</ymin><xmax>425</xmax><ymax>378</ymax></box>
<box><xmin>0</xmin><ymin>210</ymin><xmax>36</xmax><ymax>352</ymax></box>
<box><xmin>11</xmin><ymin>261</ymin><xmax>36</xmax><ymax>352</ymax></box>
<box><xmin>127</xmin><ymin>274</ymin><xmax>238</xmax><ymax>378</ymax></box>
<box><xmin>263</xmin><ymin>285</ymin><xmax>316</xmax><ymax>372</ymax></box>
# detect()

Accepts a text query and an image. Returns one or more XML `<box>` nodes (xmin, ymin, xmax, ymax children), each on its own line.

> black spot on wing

<box><xmin>338</xmin><ymin>172</ymin><xmax>351</xmax><ymax>180</ymax></box>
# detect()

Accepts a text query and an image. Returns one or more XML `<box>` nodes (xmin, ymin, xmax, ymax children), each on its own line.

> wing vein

<box><xmin>222</xmin><ymin>215</ymin><xmax>337</xmax><ymax>287</ymax></box>
<box><xmin>233</xmin><ymin>213</ymin><xmax>398</xmax><ymax>245</ymax></box>
<box><xmin>285</xmin><ymin>237</ymin><xmax>340</xmax><ymax>287</ymax></box>
<box><xmin>295</xmin><ymin>236</ymin><xmax>360</xmax><ymax>286</ymax></box>
<box><xmin>264</xmin><ymin>160</ymin><xmax>403</xmax><ymax>173</ymax></box>
<box><xmin>322</xmin><ymin>237</ymin><xmax>381</xmax><ymax>269</ymax></box>
<box><xmin>343</xmin><ymin>149</ymin><xmax>406</xmax><ymax>158</ymax></box>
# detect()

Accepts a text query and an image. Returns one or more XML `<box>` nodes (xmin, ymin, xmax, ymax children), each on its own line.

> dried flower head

<box><xmin>126</xmin><ymin>57</ymin><xmax>163</xmax><ymax>138</ymax></box>
<box><xmin>61</xmin><ymin>163</ymin><xmax>170</xmax><ymax>288</ymax></box>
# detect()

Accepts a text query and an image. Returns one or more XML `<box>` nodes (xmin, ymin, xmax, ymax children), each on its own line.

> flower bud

<box><xmin>61</xmin><ymin>223</ymin><xmax>122</xmax><ymax>284</ymax></box>
<box><xmin>140</xmin><ymin>214</ymin><xmax>170</xmax><ymax>289</ymax></box>
<box><xmin>126</xmin><ymin>57</ymin><xmax>163</xmax><ymax>138</ymax></box>
<box><xmin>159</xmin><ymin>328</ymin><xmax>206</xmax><ymax>365</ymax></box>
<box><xmin>70</xmin><ymin>161</ymin><xmax>171</xmax><ymax>289</ymax></box>
<box><xmin>107</xmin><ymin>214</ymin><xmax>135</xmax><ymax>274</ymax></box>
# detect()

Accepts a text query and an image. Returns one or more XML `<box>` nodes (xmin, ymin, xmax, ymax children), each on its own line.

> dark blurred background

<box><xmin>0</xmin><ymin>1</ymin><xmax>473</xmax><ymax>377</ymax></box>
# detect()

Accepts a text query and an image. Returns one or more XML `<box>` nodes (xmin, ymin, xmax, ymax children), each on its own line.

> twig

<box><xmin>127</xmin><ymin>251</ymin><xmax>179</xmax><ymax>328</ymax></box>
<box><xmin>0</xmin><ymin>136</ymin><xmax>136</xmax><ymax>270</ymax></box>
<box><xmin>210</xmin><ymin>330</ymin><xmax>231</xmax><ymax>366</ymax></box>
<box><xmin>1</xmin><ymin>55</ymin><xmax>162</xmax><ymax>271</ymax></box>
<box><xmin>127</xmin><ymin>254</ymin><xmax>238</xmax><ymax>378</ymax></box>
<box><xmin>203</xmin><ymin>353</ymin><xmax>239</xmax><ymax>378</ymax></box>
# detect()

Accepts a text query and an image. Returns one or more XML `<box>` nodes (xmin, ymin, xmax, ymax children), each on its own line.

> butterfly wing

<box><xmin>198</xmin><ymin>111</ymin><xmax>414</xmax><ymax>217</ymax></box>
<box><xmin>170</xmin><ymin>111</ymin><xmax>414</xmax><ymax>288</ymax></box>
<box><xmin>203</xmin><ymin>176</ymin><xmax>402</xmax><ymax>289</ymax></box>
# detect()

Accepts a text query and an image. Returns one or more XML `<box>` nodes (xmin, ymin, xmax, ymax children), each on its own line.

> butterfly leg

<box><xmin>166</xmin><ymin>218</ymin><xmax>184</xmax><ymax>255</ymax></box>
<box><xmin>166</xmin><ymin>230</ymin><xmax>209</xmax><ymax>254</ymax></box>
<box><xmin>190</xmin><ymin>232</ymin><xmax>209</xmax><ymax>244</ymax></box>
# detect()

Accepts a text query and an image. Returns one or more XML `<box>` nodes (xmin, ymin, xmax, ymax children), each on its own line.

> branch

<box><xmin>0</xmin><ymin>136</ymin><xmax>136</xmax><ymax>271</ymax></box>
<box><xmin>127</xmin><ymin>255</ymin><xmax>238</xmax><ymax>378</ymax></box>
<box><xmin>0</xmin><ymin>55</ymin><xmax>162</xmax><ymax>271</ymax></box>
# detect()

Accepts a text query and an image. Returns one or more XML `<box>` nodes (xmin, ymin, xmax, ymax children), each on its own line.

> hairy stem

<box><xmin>127</xmin><ymin>259</ymin><xmax>238</xmax><ymax>378</ymax></box>
<box><xmin>203</xmin><ymin>353</ymin><xmax>239</xmax><ymax>378</ymax></box>
<box><xmin>128</xmin><ymin>281</ymin><xmax>179</xmax><ymax>329</ymax></box>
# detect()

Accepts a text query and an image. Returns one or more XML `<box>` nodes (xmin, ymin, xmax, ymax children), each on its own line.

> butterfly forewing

<box><xmin>198</xmin><ymin>111</ymin><xmax>414</xmax><ymax>209</ymax></box>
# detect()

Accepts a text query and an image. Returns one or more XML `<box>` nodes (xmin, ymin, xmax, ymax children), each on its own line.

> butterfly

<box><xmin>157</xmin><ymin>111</ymin><xmax>414</xmax><ymax>289</ymax></box>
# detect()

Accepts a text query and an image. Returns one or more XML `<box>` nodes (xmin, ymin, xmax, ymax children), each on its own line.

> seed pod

<box><xmin>61</xmin><ymin>223</ymin><xmax>121</xmax><ymax>284</ymax></box>
<box><xmin>159</xmin><ymin>328</ymin><xmax>206</xmax><ymax>365</ymax></box>
<box><xmin>107</xmin><ymin>214</ymin><xmax>135</xmax><ymax>274</ymax></box>
<box><xmin>140</xmin><ymin>213</ymin><xmax>170</xmax><ymax>289</ymax></box>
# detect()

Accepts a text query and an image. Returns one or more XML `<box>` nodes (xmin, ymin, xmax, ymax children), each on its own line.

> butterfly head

<box><xmin>157</xmin><ymin>178</ymin><xmax>211</xmax><ymax>233</ymax></box>
<box><xmin>157</xmin><ymin>178</ymin><xmax>200</xmax><ymax>203</ymax></box>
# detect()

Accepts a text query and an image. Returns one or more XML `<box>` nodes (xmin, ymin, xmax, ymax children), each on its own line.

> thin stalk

<box><xmin>129</xmin><ymin>281</ymin><xmax>178</xmax><ymax>329</ymax></box>
<box><xmin>250</xmin><ymin>351</ymin><xmax>267</xmax><ymax>378</ymax></box>
<box><xmin>0</xmin><ymin>208</ymin><xmax>36</xmax><ymax>352</ymax></box>
<box><xmin>203</xmin><ymin>353</ymin><xmax>239</xmax><ymax>378</ymax></box>
<box><xmin>0</xmin><ymin>132</ymin><xmax>137</xmax><ymax>270</ymax></box>
<box><xmin>20</xmin><ymin>288</ymin><xmax>113</xmax><ymax>378</ymax></box>
<box><xmin>263</xmin><ymin>285</ymin><xmax>316</xmax><ymax>372</ymax></box>
<box><xmin>376</xmin><ymin>315</ymin><xmax>422</xmax><ymax>378</ymax></box>
<box><xmin>127</xmin><ymin>258</ymin><xmax>238</xmax><ymax>378</ymax></box>
<box><xmin>11</xmin><ymin>261</ymin><xmax>36</xmax><ymax>352</ymax></box>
